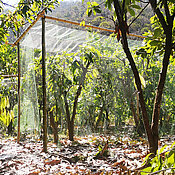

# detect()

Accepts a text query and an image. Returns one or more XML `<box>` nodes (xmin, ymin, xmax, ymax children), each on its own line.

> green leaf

<box><xmin>130</xmin><ymin>4</ymin><xmax>141</xmax><ymax>9</ymax></box>
<box><xmin>154</xmin><ymin>28</ymin><xmax>162</xmax><ymax>37</ymax></box>
<box><xmin>125</xmin><ymin>0</ymin><xmax>131</xmax><ymax>6</ymax></box>
<box><xmin>127</xmin><ymin>7</ymin><xmax>135</xmax><ymax>16</ymax></box>
<box><xmin>142</xmin><ymin>153</ymin><xmax>154</xmax><ymax>165</ymax></box>
<box><xmin>91</xmin><ymin>2</ymin><xmax>99</xmax><ymax>6</ymax></box>
<box><xmin>134</xmin><ymin>74</ymin><xmax>146</xmax><ymax>89</ymax></box>
<box><xmin>6</xmin><ymin>97</ymin><xmax>10</xmax><ymax>108</ymax></box>
<box><xmin>80</xmin><ymin>20</ymin><xmax>85</xmax><ymax>26</ymax></box>
<box><xmin>105</xmin><ymin>0</ymin><xmax>112</xmax><ymax>11</ymax></box>
<box><xmin>167</xmin><ymin>153</ymin><xmax>174</xmax><ymax>167</ymax></box>
<box><xmin>94</xmin><ymin>6</ymin><xmax>101</xmax><ymax>14</ymax></box>
<box><xmin>87</xmin><ymin>9</ymin><xmax>92</xmax><ymax>17</ymax></box>
<box><xmin>141</xmin><ymin>166</ymin><xmax>152</xmax><ymax>175</ymax></box>
<box><xmin>158</xmin><ymin>145</ymin><xmax>167</xmax><ymax>154</ymax></box>
<box><xmin>149</xmin><ymin>40</ymin><xmax>161</xmax><ymax>46</ymax></box>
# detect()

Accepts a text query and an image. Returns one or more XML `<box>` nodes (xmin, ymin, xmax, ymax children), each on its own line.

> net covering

<box><xmin>20</xmin><ymin>19</ymin><xmax>142</xmax><ymax>133</ymax></box>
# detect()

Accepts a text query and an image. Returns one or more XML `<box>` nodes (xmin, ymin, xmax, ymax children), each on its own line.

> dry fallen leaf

<box><xmin>45</xmin><ymin>159</ymin><xmax>61</xmax><ymax>165</ymax></box>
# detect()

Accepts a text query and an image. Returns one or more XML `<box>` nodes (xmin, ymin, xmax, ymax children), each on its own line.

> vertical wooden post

<box><xmin>17</xmin><ymin>30</ymin><xmax>21</xmax><ymax>143</ymax></box>
<box><xmin>42</xmin><ymin>13</ymin><xmax>47</xmax><ymax>152</ymax></box>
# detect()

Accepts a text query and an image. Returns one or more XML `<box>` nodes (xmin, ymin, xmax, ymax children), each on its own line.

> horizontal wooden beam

<box><xmin>45</xmin><ymin>15</ymin><xmax>115</xmax><ymax>33</ymax></box>
<box><xmin>8</xmin><ymin>11</ymin><xmax>145</xmax><ymax>47</ymax></box>
<box><xmin>45</xmin><ymin>15</ymin><xmax>146</xmax><ymax>39</ymax></box>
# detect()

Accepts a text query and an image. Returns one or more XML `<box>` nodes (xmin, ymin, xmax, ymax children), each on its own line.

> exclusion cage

<box><xmin>18</xmin><ymin>19</ymin><xmax>105</xmax><ymax>136</ymax></box>
<box><xmin>12</xmin><ymin>10</ymin><xmax>143</xmax><ymax>143</ymax></box>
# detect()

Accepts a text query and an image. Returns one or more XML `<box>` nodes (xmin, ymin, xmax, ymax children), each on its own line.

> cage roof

<box><xmin>21</xmin><ymin>20</ymin><xmax>107</xmax><ymax>53</ymax></box>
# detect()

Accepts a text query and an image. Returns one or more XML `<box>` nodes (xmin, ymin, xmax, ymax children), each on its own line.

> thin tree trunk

<box><xmin>68</xmin><ymin>120</ymin><xmax>74</xmax><ymax>141</ymax></box>
<box><xmin>151</xmin><ymin>29</ymin><xmax>172</xmax><ymax>153</ymax></box>
<box><xmin>148</xmin><ymin>0</ymin><xmax>173</xmax><ymax>154</ymax></box>
<box><xmin>49</xmin><ymin>110</ymin><xmax>58</xmax><ymax>144</ymax></box>
<box><xmin>113</xmin><ymin>0</ymin><xmax>155</xmax><ymax>152</ymax></box>
<box><xmin>105</xmin><ymin>108</ymin><xmax>110</xmax><ymax>130</ymax></box>
<box><xmin>130</xmin><ymin>98</ymin><xmax>139</xmax><ymax>126</ymax></box>
<box><xmin>64</xmin><ymin>61</ymin><xmax>91</xmax><ymax>141</ymax></box>
<box><xmin>95</xmin><ymin>105</ymin><xmax>104</xmax><ymax>131</ymax></box>
<box><xmin>63</xmin><ymin>91</ymin><xmax>71</xmax><ymax>138</ymax></box>
<box><xmin>69</xmin><ymin>85</ymin><xmax>82</xmax><ymax>141</ymax></box>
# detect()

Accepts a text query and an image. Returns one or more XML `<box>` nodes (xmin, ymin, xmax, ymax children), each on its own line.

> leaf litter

<box><xmin>0</xmin><ymin>134</ymin><xmax>174</xmax><ymax>175</ymax></box>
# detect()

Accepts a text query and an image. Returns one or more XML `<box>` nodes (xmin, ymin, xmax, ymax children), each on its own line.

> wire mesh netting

<box><xmin>20</xmin><ymin>19</ymin><xmax>143</xmax><ymax>133</ymax></box>
<box><xmin>20</xmin><ymin>47</ymin><xmax>40</xmax><ymax>132</ymax></box>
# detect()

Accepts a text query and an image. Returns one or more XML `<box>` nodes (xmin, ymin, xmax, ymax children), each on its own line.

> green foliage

<box><xmin>141</xmin><ymin>142</ymin><xmax>175</xmax><ymax>174</ymax></box>
<box><xmin>104</xmin><ymin>0</ymin><xmax>142</xmax><ymax>18</ymax></box>
<box><xmin>0</xmin><ymin>0</ymin><xmax>60</xmax><ymax>43</ymax></box>
<box><xmin>143</xmin><ymin>12</ymin><xmax>175</xmax><ymax>56</ymax></box>
<box><xmin>86</xmin><ymin>1</ymin><xmax>101</xmax><ymax>17</ymax></box>
<box><xmin>0</xmin><ymin>96</ymin><xmax>14</xmax><ymax>128</ymax></box>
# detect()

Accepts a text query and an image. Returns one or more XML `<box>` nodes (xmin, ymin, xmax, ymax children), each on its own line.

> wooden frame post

<box><xmin>42</xmin><ymin>13</ymin><xmax>47</xmax><ymax>152</ymax></box>
<box><xmin>17</xmin><ymin>30</ymin><xmax>21</xmax><ymax>143</ymax></box>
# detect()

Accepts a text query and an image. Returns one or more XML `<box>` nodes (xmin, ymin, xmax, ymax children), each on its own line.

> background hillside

<box><xmin>49</xmin><ymin>0</ymin><xmax>153</xmax><ymax>37</ymax></box>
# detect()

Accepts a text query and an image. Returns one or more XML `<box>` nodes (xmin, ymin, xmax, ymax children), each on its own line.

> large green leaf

<box><xmin>127</xmin><ymin>6</ymin><xmax>135</xmax><ymax>16</ymax></box>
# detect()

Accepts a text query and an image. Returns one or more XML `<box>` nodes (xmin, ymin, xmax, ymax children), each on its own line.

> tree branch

<box><xmin>122</xmin><ymin>0</ymin><xmax>126</xmax><ymax>17</ymax></box>
<box><xmin>129</xmin><ymin>2</ymin><xmax>149</xmax><ymax>28</ymax></box>
<box><xmin>163</xmin><ymin>0</ymin><xmax>171</xmax><ymax>25</ymax></box>
<box><xmin>114</xmin><ymin>0</ymin><xmax>123</xmax><ymax>20</ymax></box>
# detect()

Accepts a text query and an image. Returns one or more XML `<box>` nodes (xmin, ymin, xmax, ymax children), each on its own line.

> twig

<box><xmin>129</xmin><ymin>2</ymin><xmax>149</xmax><ymax>28</ymax></box>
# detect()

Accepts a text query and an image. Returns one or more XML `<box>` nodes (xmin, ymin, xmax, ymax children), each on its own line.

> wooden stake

<box><xmin>17</xmin><ymin>30</ymin><xmax>21</xmax><ymax>143</ymax></box>
<box><xmin>42</xmin><ymin>13</ymin><xmax>47</xmax><ymax>152</ymax></box>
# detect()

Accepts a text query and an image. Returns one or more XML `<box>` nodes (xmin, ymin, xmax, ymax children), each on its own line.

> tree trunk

<box><xmin>113</xmin><ymin>0</ymin><xmax>174</xmax><ymax>154</ymax></box>
<box><xmin>113</xmin><ymin>0</ymin><xmax>155</xmax><ymax>152</ymax></box>
<box><xmin>151</xmin><ymin>29</ymin><xmax>172</xmax><ymax>154</ymax></box>
<box><xmin>63</xmin><ymin>91</ymin><xmax>71</xmax><ymax>139</ymax></box>
<box><xmin>49</xmin><ymin>110</ymin><xmax>58</xmax><ymax>144</ymax></box>
<box><xmin>130</xmin><ymin>98</ymin><xmax>138</xmax><ymax>127</ymax></box>
<box><xmin>68</xmin><ymin>120</ymin><xmax>74</xmax><ymax>141</ymax></box>
<box><xmin>63</xmin><ymin>61</ymin><xmax>91</xmax><ymax>141</ymax></box>
<box><xmin>63</xmin><ymin>85</ymin><xmax>83</xmax><ymax>141</ymax></box>
<box><xmin>149</xmin><ymin>0</ymin><xmax>173</xmax><ymax>154</ymax></box>
<box><xmin>95</xmin><ymin>105</ymin><xmax>104</xmax><ymax>131</ymax></box>
<box><xmin>105</xmin><ymin>108</ymin><xmax>110</xmax><ymax>130</ymax></box>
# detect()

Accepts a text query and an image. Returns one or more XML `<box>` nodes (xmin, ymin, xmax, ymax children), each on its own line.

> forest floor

<box><xmin>0</xmin><ymin>131</ymin><xmax>174</xmax><ymax>175</ymax></box>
